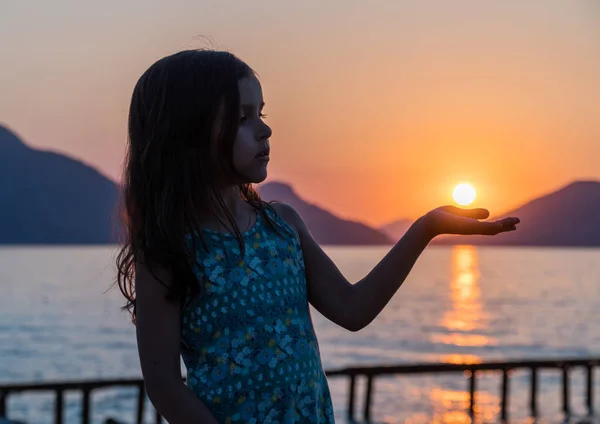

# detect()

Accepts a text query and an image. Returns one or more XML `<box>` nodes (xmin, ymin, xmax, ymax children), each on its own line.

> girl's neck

<box><xmin>217</xmin><ymin>185</ymin><xmax>244</xmax><ymax>213</ymax></box>
<box><xmin>199</xmin><ymin>185</ymin><xmax>256</xmax><ymax>233</ymax></box>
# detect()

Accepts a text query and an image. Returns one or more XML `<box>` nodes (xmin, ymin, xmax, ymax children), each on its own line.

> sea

<box><xmin>1</xmin><ymin>245</ymin><xmax>599</xmax><ymax>424</ymax></box>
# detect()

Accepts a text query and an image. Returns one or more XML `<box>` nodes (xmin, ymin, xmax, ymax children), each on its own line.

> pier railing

<box><xmin>326</xmin><ymin>357</ymin><xmax>599</xmax><ymax>422</ymax></box>
<box><xmin>1</xmin><ymin>357</ymin><xmax>598</xmax><ymax>423</ymax></box>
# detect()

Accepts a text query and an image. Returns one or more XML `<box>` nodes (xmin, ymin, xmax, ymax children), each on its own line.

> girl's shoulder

<box><xmin>267</xmin><ymin>202</ymin><xmax>306</xmax><ymax>239</ymax></box>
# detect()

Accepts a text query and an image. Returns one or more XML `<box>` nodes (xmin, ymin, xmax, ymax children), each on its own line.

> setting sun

<box><xmin>452</xmin><ymin>183</ymin><xmax>476</xmax><ymax>206</ymax></box>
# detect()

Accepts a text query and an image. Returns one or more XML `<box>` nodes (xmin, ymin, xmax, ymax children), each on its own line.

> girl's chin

<box><xmin>252</xmin><ymin>172</ymin><xmax>268</xmax><ymax>184</ymax></box>
<box><xmin>239</xmin><ymin>170</ymin><xmax>268</xmax><ymax>185</ymax></box>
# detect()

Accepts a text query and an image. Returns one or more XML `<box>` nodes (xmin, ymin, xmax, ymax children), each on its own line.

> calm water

<box><xmin>1</xmin><ymin>246</ymin><xmax>600</xmax><ymax>424</ymax></box>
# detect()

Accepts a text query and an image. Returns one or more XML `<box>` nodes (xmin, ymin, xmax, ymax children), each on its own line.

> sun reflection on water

<box><xmin>402</xmin><ymin>246</ymin><xmax>501</xmax><ymax>423</ymax></box>
<box><xmin>431</xmin><ymin>245</ymin><xmax>496</xmax><ymax>347</ymax></box>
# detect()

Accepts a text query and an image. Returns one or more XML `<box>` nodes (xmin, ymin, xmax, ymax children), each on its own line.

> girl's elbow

<box><xmin>344</xmin><ymin>309</ymin><xmax>376</xmax><ymax>332</ymax></box>
<box><xmin>344</xmin><ymin>316</ymin><xmax>367</xmax><ymax>332</ymax></box>
<box><xmin>349</xmin><ymin>322</ymin><xmax>369</xmax><ymax>332</ymax></box>
<box><xmin>346</xmin><ymin>323</ymin><xmax>362</xmax><ymax>332</ymax></box>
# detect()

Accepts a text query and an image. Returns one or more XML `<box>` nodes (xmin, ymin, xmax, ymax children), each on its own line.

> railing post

<box><xmin>530</xmin><ymin>367</ymin><xmax>538</xmax><ymax>418</ymax></box>
<box><xmin>586</xmin><ymin>365</ymin><xmax>594</xmax><ymax>415</ymax></box>
<box><xmin>364</xmin><ymin>375</ymin><xmax>374</xmax><ymax>422</ymax></box>
<box><xmin>562</xmin><ymin>367</ymin><xmax>570</xmax><ymax>416</ymax></box>
<box><xmin>347</xmin><ymin>374</ymin><xmax>356</xmax><ymax>422</ymax></box>
<box><xmin>82</xmin><ymin>388</ymin><xmax>91</xmax><ymax>424</ymax></box>
<box><xmin>55</xmin><ymin>389</ymin><xmax>64</xmax><ymax>424</ymax></box>
<box><xmin>136</xmin><ymin>381</ymin><xmax>145</xmax><ymax>424</ymax></box>
<box><xmin>500</xmin><ymin>369</ymin><xmax>509</xmax><ymax>422</ymax></box>
<box><xmin>468</xmin><ymin>370</ymin><xmax>476</xmax><ymax>418</ymax></box>
<box><xmin>0</xmin><ymin>390</ymin><xmax>6</xmax><ymax>416</ymax></box>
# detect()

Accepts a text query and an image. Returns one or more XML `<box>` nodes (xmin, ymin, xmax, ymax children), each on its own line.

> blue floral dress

<box><xmin>181</xmin><ymin>207</ymin><xmax>335</xmax><ymax>423</ymax></box>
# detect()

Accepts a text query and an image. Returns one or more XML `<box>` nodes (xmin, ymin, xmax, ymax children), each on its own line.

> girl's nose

<box><xmin>259</xmin><ymin>120</ymin><xmax>272</xmax><ymax>140</ymax></box>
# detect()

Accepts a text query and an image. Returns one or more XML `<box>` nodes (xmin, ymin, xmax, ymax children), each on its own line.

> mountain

<box><xmin>5</xmin><ymin>123</ymin><xmax>599</xmax><ymax>247</ymax></box>
<box><xmin>258</xmin><ymin>182</ymin><xmax>392</xmax><ymax>245</ymax></box>
<box><xmin>379</xmin><ymin>219</ymin><xmax>413</xmax><ymax>241</ymax></box>
<box><xmin>0</xmin><ymin>126</ymin><xmax>390</xmax><ymax>245</ymax></box>
<box><xmin>0</xmin><ymin>125</ymin><xmax>120</xmax><ymax>244</ymax></box>
<box><xmin>433</xmin><ymin>181</ymin><xmax>600</xmax><ymax>247</ymax></box>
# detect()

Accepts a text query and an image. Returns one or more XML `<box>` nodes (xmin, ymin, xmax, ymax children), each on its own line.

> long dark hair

<box><xmin>116</xmin><ymin>49</ymin><xmax>284</xmax><ymax>323</ymax></box>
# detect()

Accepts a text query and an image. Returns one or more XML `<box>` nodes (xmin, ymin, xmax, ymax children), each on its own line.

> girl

<box><xmin>116</xmin><ymin>49</ymin><xmax>519</xmax><ymax>424</ymax></box>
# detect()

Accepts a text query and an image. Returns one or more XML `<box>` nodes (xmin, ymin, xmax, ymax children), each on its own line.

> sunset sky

<box><xmin>1</xmin><ymin>0</ymin><xmax>599</xmax><ymax>226</ymax></box>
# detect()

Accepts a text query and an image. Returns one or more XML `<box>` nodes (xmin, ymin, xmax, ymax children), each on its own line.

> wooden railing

<box><xmin>0</xmin><ymin>379</ymin><xmax>153</xmax><ymax>424</ymax></box>
<box><xmin>326</xmin><ymin>357</ymin><xmax>599</xmax><ymax>422</ymax></box>
<box><xmin>1</xmin><ymin>357</ymin><xmax>598</xmax><ymax>423</ymax></box>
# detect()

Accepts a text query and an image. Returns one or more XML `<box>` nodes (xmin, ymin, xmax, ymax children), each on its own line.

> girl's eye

<box><xmin>260</xmin><ymin>114</ymin><xmax>268</xmax><ymax>119</ymax></box>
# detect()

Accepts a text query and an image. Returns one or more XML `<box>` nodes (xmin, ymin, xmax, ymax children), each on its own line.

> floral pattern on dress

<box><xmin>181</xmin><ymin>208</ymin><xmax>335</xmax><ymax>423</ymax></box>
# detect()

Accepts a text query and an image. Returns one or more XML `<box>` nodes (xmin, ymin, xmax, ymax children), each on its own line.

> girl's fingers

<box><xmin>471</xmin><ymin>217</ymin><xmax>520</xmax><ymax>235</ymax></box>
<box><xmin>487</xmin><ymin>218</ymin><xmax>520</xmax><ymax>234</ymax></box>
<box><xmin>440</xmin><ymin>210</ymin><xmax>520</xmax><ymax>235</ymax></box>
<box><xmin>500</xmin><ymin>217</ymin><xmax>520</xmax><ymax>226</ymax></box>
<box><xmin>469</xmin><ymin>219</ymin><xmax>519</xmax><ymax>235</ymax></box>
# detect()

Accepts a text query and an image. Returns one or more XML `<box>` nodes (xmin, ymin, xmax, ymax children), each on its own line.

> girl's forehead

<box><xmin>238</xmin><ymin>76</ymin><xmax>263</xmax><ymax>106</ymax></box>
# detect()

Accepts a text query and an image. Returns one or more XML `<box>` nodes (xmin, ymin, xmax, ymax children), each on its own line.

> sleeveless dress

<box><xmin>181</xmin><ymin>207</ymin><xmax>335</xmax><ymax>424</ymax></box>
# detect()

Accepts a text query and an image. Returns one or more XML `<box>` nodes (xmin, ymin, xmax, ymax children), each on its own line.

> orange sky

<box><xmin>1</xmin><ymin>1</ymin><xmax>599</xmax><ymax>226</ymax></box>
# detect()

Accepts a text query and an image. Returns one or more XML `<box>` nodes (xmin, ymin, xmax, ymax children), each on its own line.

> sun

<box><xmin>452</xmin><ymin>183</ymin><xmax>476</xmax><ymax>206</ymax></box>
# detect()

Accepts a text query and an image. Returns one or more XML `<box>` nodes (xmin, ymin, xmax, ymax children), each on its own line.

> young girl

<box><xmin>116</xmin><ymin>49</ymin><xmax>519</xmax><ymax>424</ymax></box>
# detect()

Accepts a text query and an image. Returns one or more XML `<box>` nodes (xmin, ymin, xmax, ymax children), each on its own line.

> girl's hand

<box><xmin>423</xmin><ymin>205</ymin><xmax>520</xmax><ymax>238</ymax></box>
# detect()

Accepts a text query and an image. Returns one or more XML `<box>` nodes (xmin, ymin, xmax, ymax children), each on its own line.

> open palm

<box><xmin>426</xmin><ymin>205</ymin><xmax>520</xmax><ymax>237</ymax></box>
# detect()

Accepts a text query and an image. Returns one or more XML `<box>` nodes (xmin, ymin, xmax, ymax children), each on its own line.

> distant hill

<box><xmin>0</xmin><ymin>126</ymin><xmax>390</xmax><ymax>245</ymax></box>
<box><xmin>0</xmin><ymin>125</ymin><xmax>120</xmax><ymax>244</ymax></box>
<box><xmin>434</xmin><ymin>181</ymin><xmax>600</xmax><ymax>247</ymax></box>
<box><xmin>379</xmin><ymin>219</ymin><xmax>413</xmax><ymax>241</ymax></box>
<box><xmin>258</xmin><ymin>182</ymin><xmax>392</xmax><ymax>245</ymax></box>
<box><xmin>5</xmin><ymin>123</ymin><xmax>599</xmax><ymax>247</ymax></box>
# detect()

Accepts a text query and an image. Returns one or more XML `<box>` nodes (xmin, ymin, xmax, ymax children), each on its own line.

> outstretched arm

<box><xmin>273</xmin><ymin>203</ymin><xmax>519</xmax><ymax>332</ymax></box>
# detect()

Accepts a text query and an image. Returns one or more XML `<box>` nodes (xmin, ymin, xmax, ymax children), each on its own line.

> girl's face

<box><xmin>233</xmin><ymin>76</ymin><xmax>272</xmax><ymax>184</ymax></box>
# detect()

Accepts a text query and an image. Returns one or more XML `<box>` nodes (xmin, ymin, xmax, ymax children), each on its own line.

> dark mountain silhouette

<box><xmin>0</xmin><ymin>126</ymin><xmax>390</xmax><ymax>245</ymax></box>
<box><xmin>0</xmin><ymin>125</ymin><xmax>120</xmax><ymax>244</ymax></box>
<box><xmin>379</xmin><ymin>219</ymin><xmax>413</xmax><ymax>241</ymax></box>
<box><xmin>4</xmin><ymin>124</ymin><xmax>599</xmax><ymax>247</ymax></box>
<box><xmin>434</xmin><ymin>181</ymin><xmax>600</xmax><ymax>246</ymax></box>
<box><xmin>258</xmin><ymin>182</ymin><xmax>392</xmax><ymax>245</ymax></box>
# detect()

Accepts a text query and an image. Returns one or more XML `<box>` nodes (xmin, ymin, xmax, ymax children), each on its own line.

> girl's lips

<box><xmin>256</xmin><ymin>149</ymin><xmax>270</xmax><ymax>158</ymax></box>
